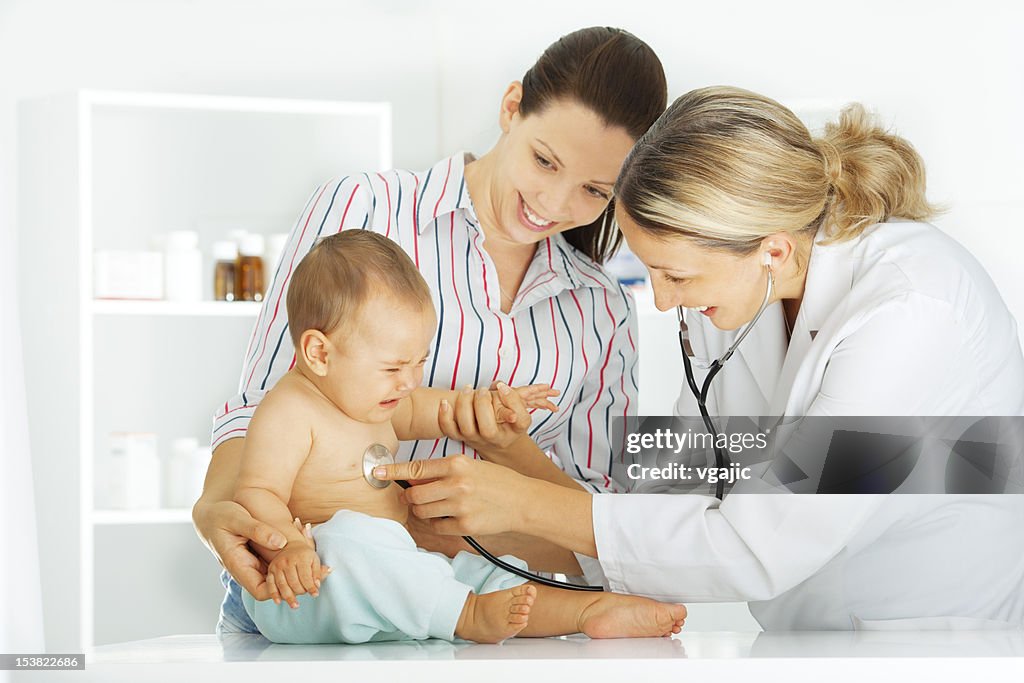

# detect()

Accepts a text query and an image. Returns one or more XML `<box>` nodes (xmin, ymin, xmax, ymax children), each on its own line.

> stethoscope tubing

<box><xmin>677</xmin><ymin>266</ymin><xmax>775</xmax><ymax>500</ymax></box>
<box><xmin>393</xmin><ymin>479</ymin><xmax>604</xmax><ymax>591</ymax></box>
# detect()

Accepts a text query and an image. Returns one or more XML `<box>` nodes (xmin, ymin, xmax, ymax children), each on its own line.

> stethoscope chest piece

<box><xmin>362</xmin><ymin>443</ymin><xmax>395</xmax><ymax>489</ymax></box>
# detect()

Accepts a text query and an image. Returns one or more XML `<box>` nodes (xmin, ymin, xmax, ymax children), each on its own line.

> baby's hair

<box><xmin>286</xmin><ymin>230</ymin><xmax>433</xmax><ymax>346</ymax></box>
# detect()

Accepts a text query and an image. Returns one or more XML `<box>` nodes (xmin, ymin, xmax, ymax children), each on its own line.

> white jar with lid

<box><xmin>164</xmin><ymin>230</ymin><xmax>203</xmax><ymax>302</ymax></box>
<box><xmin>163</xmin><ymin>437</ymin><xmax>201</xmax><ymax>508</ymax></box>
<box><xmin>101</xmin><ymin>432</ymin><xmax>160</xmax><ymax>510</ymax></box>
<box><xmin>265</xmin><ymin>233</ymin><xmax>290</xmax><ymax>276</ymax></box>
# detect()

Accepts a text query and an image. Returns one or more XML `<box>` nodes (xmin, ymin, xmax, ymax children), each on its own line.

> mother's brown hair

<box><xmin>520</xmin><ymin>27</ymin><xmax>667</xmax><ymax>264</ymax></box>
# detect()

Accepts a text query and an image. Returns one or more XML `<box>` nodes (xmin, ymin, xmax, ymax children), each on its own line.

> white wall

<box><xmin>3</xmin><ymin>0</ymin><xmax>1021</xmax><ymax>358</ymax></box>
<box><xmin>3</xmin><ymin>0</ymin><xmax>1022</xmax><ymax>641</ymax></box>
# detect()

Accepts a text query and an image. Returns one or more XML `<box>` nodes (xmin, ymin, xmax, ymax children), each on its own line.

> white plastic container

<box><xmin>100</xmin><ymin>432</ymin><xmax>160</xmax><ymax>510</ymax></box>
<box><xmin>187</xmin><ymin>447</ymin><xmax>213</xmax><ymax>506</ymax></box>
<box><xmin>164</xmin><ymin>230</ymin><xmax>203</xmax><ymax>302</ymax></box>
<box><xmin>93</xmin><ymin>250</ymin><xmax>164</xmax><ymax>299</ymax></box>
<box><xmin>265</xmin><ymin>233</ymin><xmax>290</xmax><ymax>278</ymax></box>
<box><xmin>163</xmin><ymin>437</ymin><xmax>199</xmax><ymax>508</ymax></box>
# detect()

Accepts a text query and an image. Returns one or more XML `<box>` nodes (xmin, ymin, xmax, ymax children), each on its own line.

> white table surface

<box><xmin>18</xmin><ymin>631</ymin><xmax>1024</xmax><ymax>682</ymax></box>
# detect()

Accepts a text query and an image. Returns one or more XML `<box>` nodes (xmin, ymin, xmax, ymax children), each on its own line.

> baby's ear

<box><xmin>299</xmin><ymin>329</ymin><xmax>330</xmax><ymax>376</ymax></box>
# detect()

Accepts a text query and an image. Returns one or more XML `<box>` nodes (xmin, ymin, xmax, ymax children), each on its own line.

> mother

<box><xmin>192</xmin><ymin>27</ymin><xmax>668</xmax><ymax>631</ymax></box>
<box><xmin>377</xmin><ymin>87</ymin><xmax>1024</xmax><ymax>630</ymax></box>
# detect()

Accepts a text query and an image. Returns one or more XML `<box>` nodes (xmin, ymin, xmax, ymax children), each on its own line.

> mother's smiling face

<box><xmin>486</xmin><ymin>86</ymin><xmax>635</xmax><ymax>248</ymax></box>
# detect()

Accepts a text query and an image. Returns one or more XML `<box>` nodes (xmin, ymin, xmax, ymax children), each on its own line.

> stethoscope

<box><xmin>356</xmin><ymin>256</ymin><xmax>775</xmax><ymax>589</ymax></box>
<box><xmin>362</xmin><ymin>443</ymin><xmax>604</xmax><ymax>592</ymax></box>
<box><xmin>677</xmin><ymin>253</ymin><xmax>775</xmax><ymax>499</ymax></box>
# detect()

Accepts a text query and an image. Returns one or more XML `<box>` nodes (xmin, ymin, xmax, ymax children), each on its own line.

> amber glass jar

<box><xmin>212</xmin><ymin>240</ymin><xmax>237</xmax><ymax>301</ymax></box>
<box><xmin>235</xmin><ymin>234</ymin><xmax>265</xmax><ymax>302</ymax></box>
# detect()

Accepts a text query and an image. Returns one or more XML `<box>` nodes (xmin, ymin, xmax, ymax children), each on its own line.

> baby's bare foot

<box><xmin>455</xmin><ymin>584</ymin><xmax>536</xmax><ymax>643</ymax></box>
<box><xmin>578</xmin><ymin>593</ymin><xmax>686</xmax><ymax>639</ymax></box>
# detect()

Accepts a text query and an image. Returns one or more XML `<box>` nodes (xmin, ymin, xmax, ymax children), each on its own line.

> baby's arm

<box><xmin>233</xmin><ymin>388</ymin><xmax>323</xmax><ymax>608</ymax></box>
<box><xmin>392</xmin><ymin>382</ymin><xmax>558</xmax><ymax>444</ymax></box>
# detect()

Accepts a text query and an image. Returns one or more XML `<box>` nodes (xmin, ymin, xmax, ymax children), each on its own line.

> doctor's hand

<box><xmin>376</xmin><ymin>455</ymin><xmax>530</xmax><ymax>537</ymax></box>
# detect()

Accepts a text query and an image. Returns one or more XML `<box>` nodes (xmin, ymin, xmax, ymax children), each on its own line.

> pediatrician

<box><xmin>377</xmin><ymin>87</ymin><xmax>1024</xmax><ymax>630</ymax></box>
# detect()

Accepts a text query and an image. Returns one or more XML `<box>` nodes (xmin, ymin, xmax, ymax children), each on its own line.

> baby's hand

<box><xmin>440</xmin><ymin>382</ymin><xmax>558</xmax><ymax>451</ymax></box>
<box><xmin>503</xmin><ymin>382</ymin><xmax>560</xmax><ymax>417</ymax></box>
<box><xmin>267</xmin><ymin>541</ymin><xmax>323</xmax><ymax>609</ymax></box>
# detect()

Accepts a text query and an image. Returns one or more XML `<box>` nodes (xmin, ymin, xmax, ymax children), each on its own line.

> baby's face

<box><xmin>323</xmin><ymin>296</ymin><xmax>437</xmax><ymax>423</ymax></box>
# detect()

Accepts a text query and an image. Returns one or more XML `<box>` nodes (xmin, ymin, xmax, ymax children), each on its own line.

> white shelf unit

<box><xmin>17</xmin><ymin>90</ymin><xmax>391</xmax><ymax>650</ymax></box>
<box><xmin>91</xmin><ymin>300</ymin><xmax>264</xmax><ymax>317</ymax></box>
<box><xmin>92</xmin><ymin>508</ymin><xmax>195</xmax><ymax>525</ymax></box>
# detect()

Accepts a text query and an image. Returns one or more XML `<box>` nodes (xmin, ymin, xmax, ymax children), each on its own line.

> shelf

<box><xmin>92</xmin><ymin>299</ymin><xmax>262</xmax><ymax>317</ymax></box>
<box><xmin>19</xmin><ymin>89</ymin><xmax>392</xmax><ymax>649</ymax></box>
<box><xmin>93</xmin><ymin>508</ymin><xmax>193</xmax><ymax>525</ymax></box>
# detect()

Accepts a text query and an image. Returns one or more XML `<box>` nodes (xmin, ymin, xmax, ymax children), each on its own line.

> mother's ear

<box><xmin>498</xmin><ymin>81</ymin><xmax>524</xmax><ymax>134</ymax></box>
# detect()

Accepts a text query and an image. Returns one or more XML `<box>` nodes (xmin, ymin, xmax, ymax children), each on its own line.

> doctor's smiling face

<box><xmin>616</xmin><ymin>206</ymin><xmax>775</xmax><ymax>331</ymax></box>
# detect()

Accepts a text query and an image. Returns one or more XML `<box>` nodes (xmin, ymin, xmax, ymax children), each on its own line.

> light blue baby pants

<box><xmin>241</xmin><ymin>509</ymin><xmax>529</xmax><ymax>643</ymax></box>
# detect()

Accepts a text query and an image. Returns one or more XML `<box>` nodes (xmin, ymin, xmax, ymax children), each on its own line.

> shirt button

<box><xmin>499</xmin><ymin>348</ymin><xmax>511</xmax><ymax>359</ymax></box>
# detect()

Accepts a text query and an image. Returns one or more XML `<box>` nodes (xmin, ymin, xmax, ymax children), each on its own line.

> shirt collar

<box><xmin>797</xmin><ymin>223</ymin><xmax>863</xmax><ymax>335</ymax></box>
<box><xmin>416</xmin><ymin>152</ymin><xmax>477</xmax><ymax>234</ymax></box>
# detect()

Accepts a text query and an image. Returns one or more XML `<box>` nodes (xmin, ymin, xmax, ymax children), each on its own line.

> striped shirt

<box><xmin>212</xmin><ymin>153</ymin><xmax>639</xmax><ymax>492</ymax></box>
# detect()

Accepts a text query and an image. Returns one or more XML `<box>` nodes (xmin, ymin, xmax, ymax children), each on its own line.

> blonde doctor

<box><xmin>377</xmin><ymin>86</ymin><xmax>1024</xmax><ymax>630</ymax></box>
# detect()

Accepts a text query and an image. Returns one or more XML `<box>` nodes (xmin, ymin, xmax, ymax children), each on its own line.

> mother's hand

<box><xmin>439</xmin><ymin>382</ymin><xmax>557</xmax><ymax>453</ymax></box>
<box><xmin>403</xmin><ymin>513</ymin><xmax>474</xmax><ymax>557</ymax></box>
<box><xmin>439</xmin><ymin>382</ymin><xmax>580</xmax><ymax>487</ymax></box>
<box><xmin>192</xmin><ymin>501</ymin><xmax>327</xmax><ymax>601</ymax></box>
<box><xmin>192</xmin><ymin>499</ymin><xmax>285</xmax><ymax>601</ymax></box>
<box><xmin>376</xmin><ymin>455</ymin><xmax>529</xmax><ymax>537</ymax></box>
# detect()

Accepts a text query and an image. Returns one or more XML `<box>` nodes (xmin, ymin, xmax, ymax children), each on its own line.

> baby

<box><xmin>234</xmin><ymin>230</ymin><xmax>686</xmax><ymax>644</ymax></box>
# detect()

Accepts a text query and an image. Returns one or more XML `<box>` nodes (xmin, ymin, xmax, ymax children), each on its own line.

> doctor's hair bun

<box><xmin>818</xmin><ymin>104</ymin><xmax>940</xmax><ymax>243</ymax></box>
<box><xmin>615</xmin><ymin>86</ymin><xmax>939</xmax><ymax>253</ymax></box>
<box><xmin>286</xmin><ymin>230</ymin><xmax>432</xmax><ymax>346</ymax></box>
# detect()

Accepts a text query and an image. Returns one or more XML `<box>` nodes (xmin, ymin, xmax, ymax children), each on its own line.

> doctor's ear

<box><xmin>498</xmin><ymin>81</ymin><xmax>524</xmax><ymax>133</ymax></box>
<box><xmin>759</xmin><ymin>234</ymin><xmax>799</xmax><ymax>271</ymax></box>
<box><xmin>299</xmin><ymin>329</ymin><xmax>331</xmax><ymax>376</ymax></box>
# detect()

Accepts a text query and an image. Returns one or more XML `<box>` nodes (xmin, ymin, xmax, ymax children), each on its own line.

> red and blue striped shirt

<box><xmin>212</xmin><ymin>153</ymin><xmax>639</xmax><ymax>492</ymax></box>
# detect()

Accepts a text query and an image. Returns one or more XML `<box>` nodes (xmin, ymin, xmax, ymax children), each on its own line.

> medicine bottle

<box><xmin>212</xmin><ymin>240</ymin><xmax>238</xmax><ymax>301</ymax></box>
<box><xmin>236</xmin><ymin>233</ymin><xmax>265</xmax><ymax>302</ymax></box>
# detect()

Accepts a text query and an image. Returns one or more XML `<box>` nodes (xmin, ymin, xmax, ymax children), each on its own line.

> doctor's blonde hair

<box><xmin>615</xmin><ymin>86</ymin><xmax>939</xmax><ymax>254</ymax></box>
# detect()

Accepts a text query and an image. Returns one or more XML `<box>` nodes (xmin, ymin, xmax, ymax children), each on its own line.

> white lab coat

<box><xmin>585</xmin><ymin>221</ymin><xmax>1024</xmax><ymax>630</ymax></box>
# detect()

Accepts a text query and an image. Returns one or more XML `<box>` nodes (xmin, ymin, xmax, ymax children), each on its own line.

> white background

<box><xmin>2</xmin><ymin>0</ymin><xmax>1023</xmax><ymax>650</ymax></box>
